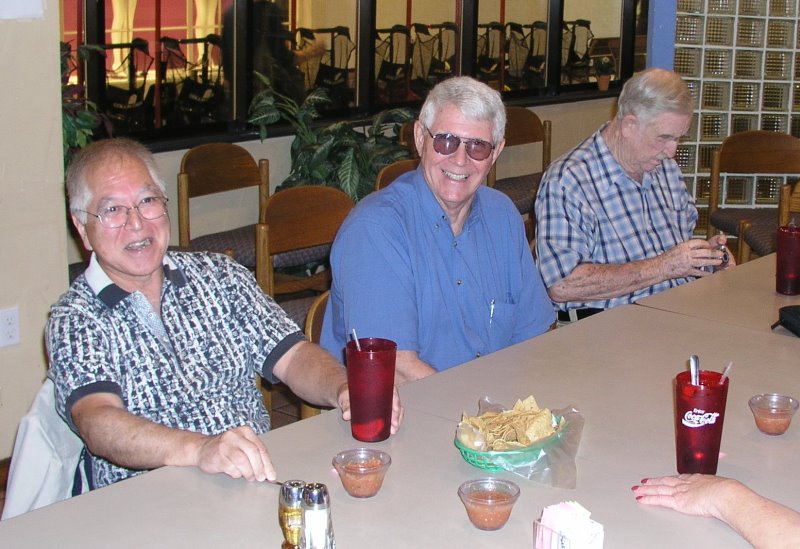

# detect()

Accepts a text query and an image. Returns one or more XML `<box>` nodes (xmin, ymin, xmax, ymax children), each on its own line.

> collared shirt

<box><xmin>46</xmin><ymin>252</ymin><xmax>304</xmax><ymax>488</ymax></box>
<box><xmin>320</xmin><ymin>167</ymin><xmax>554</xmax><ymax>370</ymax></box>
<box><xmin>535</xmin><ymin>124</ymin><xmax>697</xmax><ymax>310</ymax></box>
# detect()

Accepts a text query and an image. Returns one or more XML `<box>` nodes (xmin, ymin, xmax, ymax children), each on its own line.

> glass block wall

<box><xmin>674</xmin><ymin>0</ymin><xmax>800</xmax><ymax>235</ymax></box>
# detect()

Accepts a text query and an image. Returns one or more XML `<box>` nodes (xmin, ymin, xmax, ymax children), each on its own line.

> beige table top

<box><xmin>2</xmin><ymin>306</ymin><xmax>798</xmax><ymax>547</ymax></box>
<box><xmin>636</xmin><ymin>254</ymin><xmax>800</xmax><ymax>334</ymax></box>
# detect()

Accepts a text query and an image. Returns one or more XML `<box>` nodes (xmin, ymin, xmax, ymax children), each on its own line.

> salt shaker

<box><xmin>279</xmin><ymin>480</ymin><xmax>306</xmax><ymax>549</ymax></box>
<box><xmin>300</xmin><ymin>482</ymin><xmax>335</xmax><ymax>549</ymax></box>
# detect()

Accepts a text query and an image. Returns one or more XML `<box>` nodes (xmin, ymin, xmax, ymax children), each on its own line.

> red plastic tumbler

<box><xmin>776</xmin><ymin>224</ymin><xmax>800</xmax><ymax>296</ymax></box>
<box><xmin>345</xmin><ymin>338</ymin><xmax>396</xmax><ymax>442</ymax></box>
<box><xmin>674</xmin><ymin>370</ymin><xmax>729</xmax><ymax>474</ymax></box>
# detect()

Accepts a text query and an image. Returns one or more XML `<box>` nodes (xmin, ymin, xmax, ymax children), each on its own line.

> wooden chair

<box><xmin>256</xmin><ymin>186</ymin><xmax>354</xmax><ymax>298</ymax></box>
<box><xmin>707</xmin><ymin>131</ymin><xmax>800</xmax><ymax>262</ymax></box>
<box><xmin>297</xmin><ymin>290</ymin><xmax>331</xmax><ymax>419</ymax></box>
<box><xmin>375</xmin><ymin>158</ymin><xmax>420</xmax><ymax>191</ymax></box>
<box><xmin>487</xmin><ymin>106</ymin><xmax>552</xmax><ymax>242</ymax></box>
<box><xmin>178</xmin><ymin>143</ymin><xmax>269</xmax><ymax>267</ymax></box>
<box><xmin>255</xmin><ymin>187</ymin><xmax>353</xmax><ymax>417</ymax></box>
<box><xmin>739</xmin><ymin>182</ymin><xmax>800</xmax><ymax>263</ymax></box>
<box><xmin>399</xmin><ymin>120</ymin><xmax>418</xmax><ymax>159</ymax></box>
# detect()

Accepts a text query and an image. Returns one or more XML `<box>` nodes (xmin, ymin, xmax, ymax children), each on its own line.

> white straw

<box><xmin>350</xmin><ymin>328</ymin><xmax>362</xmax><ymax>351</ymax></box>
<box><xmin>719</xmin><ymin>361</ymin><xmax>733</xmax><ymax>385</ymax></box>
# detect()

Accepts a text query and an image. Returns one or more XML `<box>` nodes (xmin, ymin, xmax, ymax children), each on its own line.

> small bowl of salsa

<box><xmin>332</xmin><ymin>448</ymin><xmax>391</xmax><ymax>498</ymax></box>
<box><xmin>457</xmin><ymin>478</ymin><xmax>520</xmax><ymax>530</ymax></box>
<box><xmin>748</xmin><ymin>393</ymin><xmax>799</xmax><ymax>435</ymax></box>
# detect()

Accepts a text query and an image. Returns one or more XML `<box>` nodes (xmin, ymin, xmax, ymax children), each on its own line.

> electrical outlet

<box><xmin>0</xmin><ymin>306</ymin><xmax>20</xmax><ymax>347</ymax></box>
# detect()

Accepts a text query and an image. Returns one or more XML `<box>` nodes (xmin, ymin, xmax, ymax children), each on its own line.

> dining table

<box><xmin>1</xmin><ymin>298</ymin><xmax>799</xmax><ymax>547</ymax></box>
<box><xmin>635</xmin><ymin>253</ymin><xmax>800</xmax><ymax>335</ymax></box>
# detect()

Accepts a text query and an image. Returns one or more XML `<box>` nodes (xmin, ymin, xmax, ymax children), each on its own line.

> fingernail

<box><xmin>631</xmin><ymin>485</ymin><xmax>639</xmax><ymax>492</ymax></box>
<box><xmin>635</xmin><ymin>496</ymin><xmax>643</xmax><ymax>501</ymax></box>
<box><xmin>640</xmin><ymin>478</ymin><xmax>648</xmax><ymax>484</ymax></box>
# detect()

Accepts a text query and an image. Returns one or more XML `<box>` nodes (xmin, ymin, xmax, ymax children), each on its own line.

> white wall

<box><xmin>0</xmin><ymin>4</ymin><xmax>68</xmax><ymax>455</ymax></box>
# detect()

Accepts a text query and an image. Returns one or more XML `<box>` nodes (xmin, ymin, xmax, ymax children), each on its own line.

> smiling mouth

<box><xmin>125</xmin><ymin>238</ymin><xmax>152</xmax><ymax>251</ymax></box>
<box><xmin>443</xmin><ymin>170</ymin><xmax>469</xmax><ymax>181</ymax></box>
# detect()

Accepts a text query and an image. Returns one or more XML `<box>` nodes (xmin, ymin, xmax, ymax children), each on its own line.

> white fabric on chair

<box><xmin>2</xmin><ymin>379</ymin><xmax>86</xmax><ymax>520</ymax></box>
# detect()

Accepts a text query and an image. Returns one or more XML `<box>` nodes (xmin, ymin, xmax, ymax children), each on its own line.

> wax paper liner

<box><xmin>455</xmin><ymin>397</ymin><xmax>584</xmax><ymax>489</ymax></box>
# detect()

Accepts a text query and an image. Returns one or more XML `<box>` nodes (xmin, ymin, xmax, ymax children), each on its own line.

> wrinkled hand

<box><xmin>660</xmin><ymin>237</ymin><xmax>729</xmax><ymax>279</ymax></box>
<box><xmin>632</xmin><ymin>474</ymin><xmax>734</xmax><ymax>519</ymax></box>
<box><xmin>193</xmin><ymin>426</ymin><xmax>275</xmax><ymax>482</ymax></box>
<box><xmin>337</xmin><ymin>383</ymin><xmax>405</xmax><ymax>435</ymax></box>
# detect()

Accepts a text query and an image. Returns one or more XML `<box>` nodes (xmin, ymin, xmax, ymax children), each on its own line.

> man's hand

<box><xmin>659</xmin><ymin>236</ymin><xmax>730</xmax><ymax>279</ymax></box>
<box><xmin>190</xmin><ymin>426</ymin><xmax>275</xmax><ymax>482</ymax></box>
<box><xmin>337</xmin><ymin>382</ymin><xmax>405</xmax><ymax>435</ymax></box>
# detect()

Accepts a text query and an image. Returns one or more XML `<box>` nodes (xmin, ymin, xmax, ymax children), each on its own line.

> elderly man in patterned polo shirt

<box><xmin>46</xmin><ymin>138</ymin><xmax>403</xmax><ymax>490</ymax></box>
<box><xmin>535</xmin><ymin>68</ymin><xmax>733</xmax><ymax>323</ymax></box>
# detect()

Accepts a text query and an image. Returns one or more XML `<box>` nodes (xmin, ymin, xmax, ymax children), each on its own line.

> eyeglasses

<box><xmin>424</xmin><ymin>127</ymin><xmax>495</xmax><ymax>161</ymax></box>
<box><xmin>81</xmin><ymin>196</ymin><xmax>169</xmax><ymax>229</ymax></box>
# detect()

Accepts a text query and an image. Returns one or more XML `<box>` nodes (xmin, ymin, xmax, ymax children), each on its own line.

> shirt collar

<box><xmin>85</xmin><ymin>252</ymin><xmax>188</xmax><ymax>308</ymax></box>
<box><xmin>594</xmin><ymin>123</ymin><xmax>664</xmax><ymax>192</ymax></box>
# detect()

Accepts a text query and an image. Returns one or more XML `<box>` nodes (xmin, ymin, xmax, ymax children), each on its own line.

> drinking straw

<box><xmin>719</xmin><ymin>361</ymin><xmax>733</xmax><ymax>385</ymax></box>
<box><xmin>350</xmin><ymin>328</ymin><xmax>362</xmax><ymax>351</ymax></box>
<box><xmin>689</xmin><ymin>355</ymin><xmax>700</xmax><ymax>386</ymax></box>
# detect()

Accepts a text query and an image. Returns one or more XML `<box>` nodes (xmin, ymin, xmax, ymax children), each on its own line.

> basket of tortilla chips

<box><xmin>454</xmin><ymin>396</ymin><xmax>567</xmax><ymax>472</ymax></box>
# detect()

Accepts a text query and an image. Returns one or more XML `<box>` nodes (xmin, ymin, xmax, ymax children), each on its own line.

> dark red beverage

<box><xmin>674</xmin><ymin>370</ymin><xmax>729</xmax><ymax>474</ymax></box>
<box><xmin>776</xmin><ymin>225</ymin><xmax>800</xmax><ymax>295</ymax></box>
<box><xmin>345</xmin><ymin>338</ymin><xmax>396</xmax><ymax>442</ymax></box>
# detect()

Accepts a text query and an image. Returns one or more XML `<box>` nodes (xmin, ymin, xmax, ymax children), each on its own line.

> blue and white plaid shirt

<box><xmin>535</xmin><ymin>124</ymin><xmax>697</xmax><ymax>310</ymax></box>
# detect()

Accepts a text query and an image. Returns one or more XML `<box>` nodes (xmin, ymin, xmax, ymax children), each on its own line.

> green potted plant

<box><xmin>248</xmin><ymin>72</ymin><xmax>414</xmax><ymax>202</ymax></box>
<box><xmin>593</xmin><ymin>56</ymin><xmax>615</xmax><ymax>92</ymax></box>
<box><xmin>61</xmin><ymin>42</ymin><xmax>110</xmax><ymax>168</ymax></box>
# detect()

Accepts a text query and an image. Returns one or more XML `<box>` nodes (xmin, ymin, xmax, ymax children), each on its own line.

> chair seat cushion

<box><xmin>277</xmin><ymin>295</ymin><xmax>319</xmax><ymax>329</ymax></box>
<box><xmin>709</xmin><ymin>208</ymin><xmax>776</xmax><ymax>236</ymax></box>
<box><xmin>743</xmin><ymin>222</ymin><xmax>780</xmax><ymax>257</ymax></box>
<box><xmin>190</xmin><ymin>225</ymin><xmax>330</xmax><ymax>269</ymax></box>
<box><xmin>492</xmin><ymin>173</ymin><xmax>542</xmax><ymax>215</ymax></box>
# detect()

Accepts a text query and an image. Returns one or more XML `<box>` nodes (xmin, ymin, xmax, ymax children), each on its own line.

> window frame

<box><xmin>74</xmin><ymin>0</ymin><xmax>645</xmax><ymax>152</ymax></box>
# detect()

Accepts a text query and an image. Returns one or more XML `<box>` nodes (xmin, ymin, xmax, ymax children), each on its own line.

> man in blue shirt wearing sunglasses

<box><xmin>321</xmin><ymin>76</ymin><xmax>554</xmax><ymax>383</ymax></box>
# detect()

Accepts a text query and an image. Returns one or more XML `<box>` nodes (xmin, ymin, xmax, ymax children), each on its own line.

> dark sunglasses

<box><xmin>424</xmin><ymin>127</ymin><xmax>495</xmax><ymax>161</ymax></box>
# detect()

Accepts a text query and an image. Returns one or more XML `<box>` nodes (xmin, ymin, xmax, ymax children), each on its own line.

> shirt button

<box><xmin>476</xmin><ymin>352</ymin><xmax>481</xmax><ymax>357</ymax></box>
<box><xmin>453</xmin><ymin>241</ymin><xmax>458</xmax><ymax>248</ymax></box>
<box><xmin>456</xmin><ymin>279</ymin><xmax>462</xmax><ymax>285</ymax></box>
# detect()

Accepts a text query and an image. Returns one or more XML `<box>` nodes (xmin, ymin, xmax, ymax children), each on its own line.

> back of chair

<box><xmin>256</xmin><ymin>186</ymin><xmax>354</xmax><ymax>296</ymax></box>
<box><xmin>304</xmin><ymin>290</ymin><xmax>330</xmax><ymax>344</ymax></box>
<box><xmin>707</xmin><ymin>131</ymin><xmax>800</xmax><ymax>237</ymax></box>
<box><xmin>375</xmin><ymin>158</ymin><xmax>420</xmax><ymax>191</ymax></box>
<box><xmin>779</xmin><ymin>181</ymin><xmax>800</xmax><ymax>226</ymax></box>
<box><xmin>177</xmin><ymin>143</ymin><xmax>270</xmax><ymax>248</ymax></box>
<box><xmin>487</xmin><ymin>106</ymin><xmax>552</xmax><ymax>187</ymax></box>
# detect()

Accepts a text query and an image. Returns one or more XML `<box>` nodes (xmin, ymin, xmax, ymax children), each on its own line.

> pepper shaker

<box><xmin>300</xmin><ymin>482</ymin><xmax>335</xmax><ymax>549</ymax></box>
<box><xmin>279</xmin><ymin>480</ymin><xmax>306</xmax><ymax>549</ymax></box>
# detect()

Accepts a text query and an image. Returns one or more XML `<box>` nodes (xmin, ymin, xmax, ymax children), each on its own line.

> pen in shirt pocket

<box><xmin>489</xmin><ymin>299</ymin><xmax>495</xmax><ymax>324</ymax></box>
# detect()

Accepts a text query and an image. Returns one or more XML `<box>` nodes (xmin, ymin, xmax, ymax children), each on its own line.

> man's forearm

<box><xmin>395</xmin><ymin>350</ymin><xmax>437</xmax><ymax>385</ymax></box>
<box><xmin>274</xmin><ymin>341</ymin><xmax>348</xmax><ymax>408</ymax></box>
<box><xmin>73</xmin><ymin>397</ymin><xmax>206</xmax><ymax>470</ymax></box>
<box><xmin>547</xmin><ymin>258</ymin><xmax>665</xmax><ymax>302</ymax></box>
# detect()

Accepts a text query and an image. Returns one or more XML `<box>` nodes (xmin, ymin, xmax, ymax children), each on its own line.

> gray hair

<box><xmin>66</xmin><ymin>138</ymin><xmax>167</xmax><ymax>224</ymax></box>
<box><xmin>418</xmin><ymin>76</ymin><xmax>506</xmax><ymax>145</ymax></box>
<box><xmin>616</xmin><ymin>68</ymin><xmax>694</xmax><ymax>125</ymax></box>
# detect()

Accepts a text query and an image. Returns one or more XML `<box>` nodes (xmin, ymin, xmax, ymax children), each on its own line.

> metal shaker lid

<box><xmin>280</xmin><ymin>480</ymin><xmax>306</xmax><ymax>506</ymax></box>
<box><xmin>301</xmin><ymin>483</ymin><xmax>330</xmax><ymax>509</ymax></box>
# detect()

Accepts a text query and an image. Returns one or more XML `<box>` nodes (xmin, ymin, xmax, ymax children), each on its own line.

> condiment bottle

<box><xmin>279</xmin><ymin>480</ymin><xmax>306</xmax><ymax>549</ymax></box>
<box><xmin>300</xmin><ymin>482</ymin><xmax>335</xmax><ymax>549</ymax></box>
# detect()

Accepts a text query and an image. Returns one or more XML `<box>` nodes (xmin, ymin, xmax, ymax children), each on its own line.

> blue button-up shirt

<box><xmin>321</xmin><ymin>167</ymin><xmax>554</xmax><ymax>370</ymax></box>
